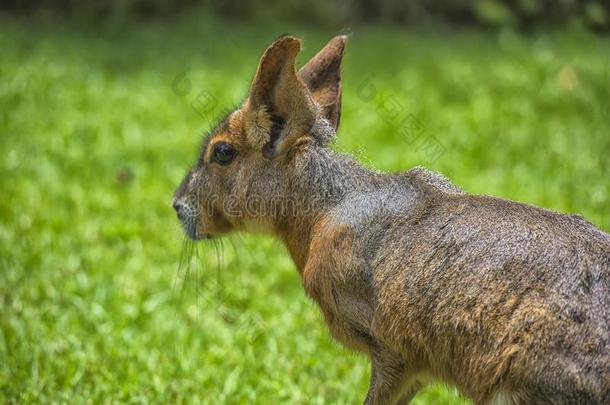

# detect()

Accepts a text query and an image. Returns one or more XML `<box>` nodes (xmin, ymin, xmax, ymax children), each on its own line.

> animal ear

<box><xmin>244</xmin><ymin>36</ymin><xmax>316</xmax><ymax>159</ymax></box>
<box><xmin>298</xmin><ymin>35</ymin><xmax>347</xmax><ymax>131</ymax></box>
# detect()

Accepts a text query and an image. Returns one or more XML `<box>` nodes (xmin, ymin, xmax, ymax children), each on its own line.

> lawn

<box><xmin>1</xmin><ymin>12</ymin><xmax>609</xmax><ymax>404</ymax></box>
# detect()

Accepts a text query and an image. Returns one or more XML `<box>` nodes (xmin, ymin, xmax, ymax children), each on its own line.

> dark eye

<box><xmin>212</xmin><ymin>142</ymin><xmax>236</xmax><ymax>165</ymax></box>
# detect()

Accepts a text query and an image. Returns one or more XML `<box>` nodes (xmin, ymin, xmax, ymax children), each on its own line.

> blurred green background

<box><xmin>1</xmin><ymin>2</ymin><xmax>609</xmax><ymax>404</ymax></box>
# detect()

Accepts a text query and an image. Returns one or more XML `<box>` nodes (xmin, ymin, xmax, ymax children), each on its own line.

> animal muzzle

<box><xmin>172</xmin><ymin>197</ymin><xmax>199</xmax><ymax>239</ymax></box>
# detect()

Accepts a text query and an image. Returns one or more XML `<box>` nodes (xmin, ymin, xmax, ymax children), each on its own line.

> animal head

<box><xmin>173</xmin><ymin>35</ymin><xmax>347</xmax><ymax>239</ymax></box>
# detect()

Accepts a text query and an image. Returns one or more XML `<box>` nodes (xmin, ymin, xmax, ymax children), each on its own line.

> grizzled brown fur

<box><xmin>173</xmin><ymin>35</ymin><xmax>610</xmax><ymax>404</ymax></box>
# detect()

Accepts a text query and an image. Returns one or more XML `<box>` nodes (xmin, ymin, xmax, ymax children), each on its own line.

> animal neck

<box><xmin>273</xmin><ymin>145</ymin><xmax>377</xmax><ymax>271</ymax></box>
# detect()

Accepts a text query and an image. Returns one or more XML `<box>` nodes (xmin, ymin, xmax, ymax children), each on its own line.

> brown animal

<box><xmin>172</xmin><ymin>35</ymin><xmax>610</xmax><ymax>404</ymax></box>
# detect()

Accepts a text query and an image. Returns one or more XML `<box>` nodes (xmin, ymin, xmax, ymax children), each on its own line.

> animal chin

<box><xmin>182</xmin><ymin>219</ymin><xmax>214</xmax><ymax>241</ymax></box>
<box><xmin>179</xmin><ymin>217</ymin><xmax>199</xmax><ymax>240</ymax></box>
<box><xmin>194</xmin><ymin>232</ymin><xmax>214</xmax><ymax>240</ymax></box>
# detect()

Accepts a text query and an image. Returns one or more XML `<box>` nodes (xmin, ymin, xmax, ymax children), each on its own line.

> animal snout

<box><xmin>172</xmin><ymin>199</ymin><xmax>185</xmax><ymax>219</ymax></box>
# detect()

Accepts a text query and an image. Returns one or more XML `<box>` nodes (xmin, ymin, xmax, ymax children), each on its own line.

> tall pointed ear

<box><xmin>298</xmin><ymin>35</ymin><xmax>347</xmax><ymax>131</ymax></box>
<box><xmin>243</xmin><ymin>36</ymin><xmax>316</xmax><ymax>159</ymax></box>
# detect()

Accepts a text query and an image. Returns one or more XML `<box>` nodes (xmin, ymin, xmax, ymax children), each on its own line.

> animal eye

<box><xmin>212</xmin><ymin>142</ymin><xmax>236</xmax><ymax>165</ymax></box>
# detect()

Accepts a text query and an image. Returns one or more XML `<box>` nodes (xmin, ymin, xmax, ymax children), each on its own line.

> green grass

<box><xmin>1</xmin><ymin>12</ymin><xmax>609</xmax><ymax>404</ymax></box>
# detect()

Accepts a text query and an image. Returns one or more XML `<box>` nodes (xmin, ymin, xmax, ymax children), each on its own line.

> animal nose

<box><xmin>172</xmin><ymin>200</ymin><xmax>184</xmax><ymax>218</ymax></box>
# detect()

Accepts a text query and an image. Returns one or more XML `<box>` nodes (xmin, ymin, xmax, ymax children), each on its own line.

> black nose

<box><xmin>172</xmin><ymin>200</ymin><xmax>183</xmax><ymax>217</ymax></box>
